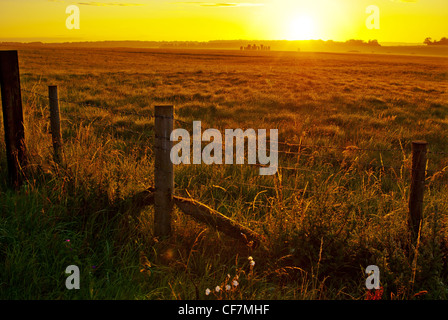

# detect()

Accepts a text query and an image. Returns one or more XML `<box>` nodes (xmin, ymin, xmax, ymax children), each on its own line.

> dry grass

<box><xmin>0</xmin><ymin>44</ymin><xmax>447</xmax><ymax>300</ymax></box>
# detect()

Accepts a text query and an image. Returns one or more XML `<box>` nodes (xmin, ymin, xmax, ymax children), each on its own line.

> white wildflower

<box><xmin>215</xmin><ymin>285</ymin><xmax>221</xmax><ymax>292</ymax></box>
<box><xmin>250</xmin><ymin>260</ymin><xmax>255</xmax><ymax>267</ymax></box>
<box><xmin>225</xmin><ymin>285</ymin><xmax>231</xmax><ymax>291</ymax></box>
<box><xmin>232</xmin><ymin>280</ymin><xmax>239</xmax><ymax>287</ymax></box>
<box><xmin>205</xmin><ymin>288</ymin><xmax>211</xmax><ymax>296</ymax></box>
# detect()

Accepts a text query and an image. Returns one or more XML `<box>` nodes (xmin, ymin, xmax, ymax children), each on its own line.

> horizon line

<box><xmin>0</xmin><ymin>39</ymin><xmax>429</xmax><ymax>45</ymax></box>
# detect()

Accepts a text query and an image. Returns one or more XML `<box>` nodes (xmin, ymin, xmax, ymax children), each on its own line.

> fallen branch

<box><xmin>117</xmin><ymin>187</ymin><xmax>155</xmax><ymax>216</ymax></box>
<box><xmin>119</xmin><ymin>187</ymin><xmax>263</xmax><ymax>247</ymax></box>
<box><xmin>173</xmin><ymin>195</ymin><xmax>263</xmax><ymax>248</ymax></box>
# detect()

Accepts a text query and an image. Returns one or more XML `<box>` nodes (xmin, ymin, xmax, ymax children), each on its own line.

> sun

<box><xmin>286</xmin><ymin>15</ymin><xmax>317</xmax><ymax>40</ymax></box>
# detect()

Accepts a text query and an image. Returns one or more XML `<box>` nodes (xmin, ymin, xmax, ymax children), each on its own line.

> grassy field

<box><xmin>0</xmin><ymin>44</ymin><xmax>447</xmax><ymax>300</ymax></box>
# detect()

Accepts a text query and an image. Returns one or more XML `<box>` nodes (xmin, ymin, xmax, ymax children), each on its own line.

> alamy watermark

<box><xmin>365</xmin><ymin>265</ymin><xmax>380</xmax><ymax>289</ymax></box>
<box><xmin>170</xmin><ymin>121</ymin><xmax>278</xmax><ymax>176</ymax></box>
<box><xmin>65</xmin><ymin>265</ymin><xmax>80</xmax><ymax>290</ymax></box>
<box><xmin>66</xmin><ymin>5</ymin><xmax>80</xmax><ymax>30</ymax></box>
<box><xmin>366</xmin><ymin>5</ymin><xmax>380</xmax><ymax>30</ymax></box>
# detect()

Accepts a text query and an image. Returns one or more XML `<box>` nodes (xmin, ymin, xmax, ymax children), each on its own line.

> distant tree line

<box><xmin>240</xmin><ymin>44</ymin><xmax>270</xmax><ymax>51</ymax></box>
<box><xmin>344</xmin><ymin>39</ymin><xmax>380</xmax><ymax>46</ymax></box>
<box><xmin>1</xmin><ymin>39</ymin><xmax>387</xmax><ymax>51</ymax></box>
<box><xmin>424</xmin><ymin>37</ymin><xmax>448</xmax><ymax>46</ymax></box>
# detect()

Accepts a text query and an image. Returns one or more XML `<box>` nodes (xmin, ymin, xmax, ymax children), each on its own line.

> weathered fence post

<box><xmin>48</xmin><ymin>85</ymin><xmax>63</xmax><ymax>164</ymax></box>
<box><xmin>408</xmin><ymin>140</ymin><xmax>427</xmax><ymax>242</ymax></box>
<box><xmin>0</xmin><ymin>50</ymin><xmax>26</xmax><ymax>189</ymax></box>
<box><xmin>154</xmin><ymin>105</ymin><xmax>174</xmax><ymax>237</ymax></box>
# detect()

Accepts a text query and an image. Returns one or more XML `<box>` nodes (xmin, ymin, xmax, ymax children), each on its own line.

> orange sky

<box><xmin>0</xmin><ymin>0</ymin><xmax>447</xmax><ymax>43</ymax></box>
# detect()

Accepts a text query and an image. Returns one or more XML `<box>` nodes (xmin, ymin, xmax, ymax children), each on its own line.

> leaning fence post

<box><xmin>49</xmin><ymin>85</ymin><xmax>63</xmax><ymax>164</ymax></box>
<box><xmin>0</xmin><ymin>50</ymin><xmax>26</xmax><ymax>189</ymax></box>
<box><xmin>154</xmin><ymin>105</ymin><xmax>174</xmax><ymax>237</ymax></box>
<box><xmin>408</xmin><ymin>140</ymin><xmax>427</xmax><ymax>242</ymax></box>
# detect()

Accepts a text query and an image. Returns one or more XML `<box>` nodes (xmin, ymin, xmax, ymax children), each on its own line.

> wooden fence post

<box><xmin>154</xmin><ymin>105</ymin><xmax>174</xmax><ymax>237</ymax></box>
<box><xmin>408</xmin><ymin>140</ymin><xmax>427</xmax><ymax>242</ymax></box>
<box><xmin>48</xmin><ymin>85</ymin><xmax>63</xmax><ymax>164</ymax></box>
<box><xmin>0</xmin><ymin>50</ymin><xmax>26</xmax><ymax>189</ymax></box>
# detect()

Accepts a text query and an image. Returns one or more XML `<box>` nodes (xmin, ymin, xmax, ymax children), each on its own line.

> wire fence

<box><xmin>20</xmin><ymin>86</ymin><xmax>448</xmax><ymax>207</ymax></box>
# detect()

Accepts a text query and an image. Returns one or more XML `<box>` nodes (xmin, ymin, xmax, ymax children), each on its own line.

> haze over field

<box><xmin>1</xmin><ymin>0</ymin><xmax>447</xmax><ymax>44</ymax></box>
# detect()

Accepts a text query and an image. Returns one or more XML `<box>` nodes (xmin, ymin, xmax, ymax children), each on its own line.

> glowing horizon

<box><xmin>0</xmin><ymin>0</ymin><xmax>447</xmax><ymax>44</ymax></box>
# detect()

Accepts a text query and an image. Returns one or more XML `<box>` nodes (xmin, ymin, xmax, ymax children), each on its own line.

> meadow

<box><xmin>0</xmin><ymin>44</ymin><xmax>447</xmax><ymax>299</ymax></box>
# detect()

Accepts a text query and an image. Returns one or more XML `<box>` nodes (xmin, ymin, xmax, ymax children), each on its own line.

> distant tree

<box><xmin>368</xmin><ymin>39</ymin><xmax>380</xmax><ymax>46</ymax></box>
<box><xmin>346</xmin><ymin>39</ymin><xmax>365</xmax><ymax>46</ymax></box>
<box><xmin>424</xmin><ymin>37</ymin><xmax>433</xmax><ymax>45</ymax></box>
<box><xmin>424</xmin><ymin>37</ymin><xmax>448</xmax><ymax>45</ymax></box>
<box><xmin>439</xmin><ymin>37</ymin><xmax>448</xmax><ymax>45</ymax></box>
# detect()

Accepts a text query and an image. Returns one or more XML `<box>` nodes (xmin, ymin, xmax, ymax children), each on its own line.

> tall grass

<box><xmin>0</xmin><ymin>45</ymin><xmax>447</xmax><ymax>299</ymax></box>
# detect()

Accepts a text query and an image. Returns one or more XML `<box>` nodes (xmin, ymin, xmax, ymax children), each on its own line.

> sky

<box><xmin>0</xmin><ymin>0</ymin><xmax>447</xmax><ymax>43</ymax></box>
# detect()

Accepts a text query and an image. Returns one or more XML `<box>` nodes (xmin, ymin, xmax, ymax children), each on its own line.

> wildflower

<box><xmin>232</xmin><ymin>280</ymin><xmax>239</xmax><ymax>287</ymax></box>
<box><xmin>250</xmin><ymin>260</ymin><xmax>255</xmax><ymax>267</ymax></box>
<box><xmin>366</xmin><ymin>287</ymin><xmax>384</xmax><ymax>300</ymax></box>
<box><xmin>215</xmin><ymin>286</ymin><xmax>221</xmax><ymax>292</ymax></box>
<box><xmin>225</xmin><ymin>285</ymin><xmax>231</xmax><ymax>291</ymax></box>
<box><xmin>205</xmin><ymin>288</ymin><xmax>211</xmax><ymax>296</ymax></box>
<box><xmin>227</xmin><ymin>274</ymin><xmax>231</xmax><ymax>279</ymax></box>
<box><xmin>64</xmin><ymin>239</ymin><xmax>73</xmax><ymax>251</ymax></box>
<box><xmin>248</xmin><ymin>256</ymin><xmax>253</xmax><ymax>261</ymax></box>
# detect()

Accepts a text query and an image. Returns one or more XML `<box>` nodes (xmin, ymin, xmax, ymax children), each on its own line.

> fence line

<box><xmin>21</xmin><ymin>87</ymin><xmax>448</xmax><ymax>171</ymax></box>
<box><xmin>428</xmin><ymin>151</ymin><xmax>448</xmax><ymax>156</ymax></box>
<box><xmin>19</xmin><ymin>88</ymin><xmax>448</xmax><ymax>153</ymax></box>
<box><xmin>168</xmin><ymin>115</ymin><xmax>446</xmax><ymax>173</ymax></box>
<box><xmin>218</xmin><ymin>180</ymin><xmax>340</xmax><ymax>195</ymax></box>
<box><xmin>19</xmin><ymin>88</ymin><xmax>448</xmax><ymax>171</ymax></box>
<box><xmin>172</xmin><ymin>142</ymin><xmax>445</xmax><ymax>178</ymax></box>
<box><xmin>19</xmin><ymin>87</ymin><xmax>448</xmax><ymax>179</ymax></box>
<box><xmin>274</xmin><ymin>140</ymin><xmax>406</xmax><ymax>153</ymax></box>
<box><xmin>0</xmin><ymin>75</ymin><xmax>443</xmax><ymax>246</ymax></box>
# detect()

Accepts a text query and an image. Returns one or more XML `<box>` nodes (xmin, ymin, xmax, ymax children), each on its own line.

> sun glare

<box><xmin>286</xmin><ymin>15</ymin><xmax>317</xmax><ymax>40</ymax></box>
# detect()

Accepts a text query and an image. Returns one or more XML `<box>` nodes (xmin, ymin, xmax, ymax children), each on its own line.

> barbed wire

<box><xmin>173</xmin><ymin>121</ymin><xmax>447</xmax><ymax>176</ymax></box>
<box><xmin>229</xmin><ymin>180</ymin><xmax>341</xmax><ymax>195</ymax></box>
<box><xmin>423</xmin><ymin>199</ymin><xmax>448</xmax><ymax>206</ymax></box>
<box><xmin>172</xmin><ymin>142</ymin><xmax>411</xmax><ymax>174</ymax></box>
<box><xmin>20</xmin><ymin>87</ymin><xmax>448</xmax><ymax>177</ymax></box>
<box><xmin>273</xmin><ymin>140</ymin><xmax>407</xmax><ymax>153</ymax></box>
<box><xmin>21</xmin><ymin>88</ymin><xmax>448</xmax><ymax>155</ymax></box>
<box><xmin>428</xmin><ymin>151</ymin><xmax>448</xmax><ymax>156</ymax></box>
<box><xmin>168</xmin><ymin>119</ymin><xmax>433</xmax><ymax>161</ymax></box>
<box><xmin>18</xmin><ymin>86</ymin><xmax>448</xmax><ymax>216</ymax></box>
<box><xmin>217</xmin><ymin>168</ymin><xmax>445</xmax><ymax>199</ymax></box>
<box><xmin>172</xmin><ymin>140</ymin><xmax>446</xmax><ymax>176</ymax></box>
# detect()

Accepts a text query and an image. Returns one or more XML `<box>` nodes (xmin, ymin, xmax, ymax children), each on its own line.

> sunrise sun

<box><xmin>286</xmin><ymin>15</ymin><xmax>317</xmax><ymax>40</ymax></box>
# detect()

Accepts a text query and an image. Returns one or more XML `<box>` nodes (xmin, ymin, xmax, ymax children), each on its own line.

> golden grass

<box><xmin>0</xmin><ymin>44</ymin><xmax>447</xmax><ymax>299</ymax></box>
